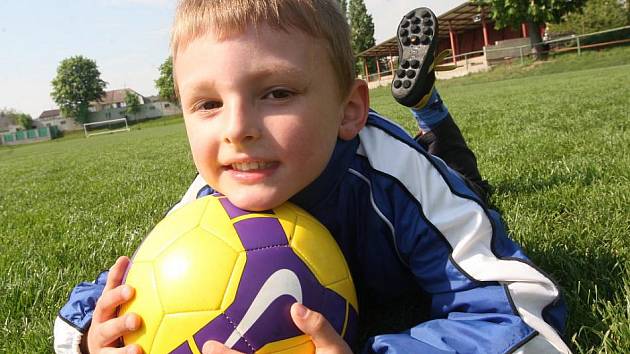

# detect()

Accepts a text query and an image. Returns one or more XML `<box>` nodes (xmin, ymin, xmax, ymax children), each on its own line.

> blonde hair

<box><xmin>171</xmin><ymin>0</ymin><xmax>355</xmax><ymax>97</ymax></box>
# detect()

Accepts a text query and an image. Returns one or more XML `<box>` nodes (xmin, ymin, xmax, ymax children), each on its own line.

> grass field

<box><xmin>1</xmin><ymin>47</ymin><xmax>628</xmax><ymax>352</ymax></box>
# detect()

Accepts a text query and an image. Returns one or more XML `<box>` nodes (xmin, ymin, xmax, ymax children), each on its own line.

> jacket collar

<box><xmin>290</xmin><ymin>137</ymin><xmax>359</xmax><ymax>210</ymax></box>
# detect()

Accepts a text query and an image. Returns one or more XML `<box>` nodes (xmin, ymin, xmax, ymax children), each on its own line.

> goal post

<box><xmin>83</xmin><ymin>118</ymin><xmax>130</xmax><ymax>138</ymax></box>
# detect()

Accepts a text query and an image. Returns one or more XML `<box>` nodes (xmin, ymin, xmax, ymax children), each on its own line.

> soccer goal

<box><xmin>83</xmin><ymin>118</ymin><xmax>130</xmax><ymax>138</ymax></box>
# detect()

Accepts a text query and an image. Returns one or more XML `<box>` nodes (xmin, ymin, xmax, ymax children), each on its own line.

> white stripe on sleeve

<box><xmin>358</xmin><ymin>124</ymin><xmax>570</xmax><ymax>353</ymax></box>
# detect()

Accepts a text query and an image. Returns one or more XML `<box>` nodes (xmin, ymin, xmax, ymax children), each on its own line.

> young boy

<box><xmin>54</xmin><ymin>1</ymin><xmax>570</xmax><ymax>353</ymax></box>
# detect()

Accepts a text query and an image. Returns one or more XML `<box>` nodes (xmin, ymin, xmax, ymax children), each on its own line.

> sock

<box><xmin>411</xmin><ymin>89</ymin><xmax>449</xmax><ymax>132</ymax></box>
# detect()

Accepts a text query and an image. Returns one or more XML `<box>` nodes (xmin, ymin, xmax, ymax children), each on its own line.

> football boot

<box><xmin>391</xmin><ymin>7</ymin><xmax>455</xmax><ymax>109</ymax></box>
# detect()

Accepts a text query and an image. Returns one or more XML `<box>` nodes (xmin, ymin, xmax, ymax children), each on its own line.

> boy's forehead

<box><xmin>176</xmin><ymin>24</ymin><xmax>330</xmax><ymax>61</ymax></box>
<box><xmin>175</xmin><ymin>26</ymin><xmax>331</xmax><ymax>81</ymax></box>
<box><xmin>173</xmin><ymin>29</ymin><xmax>349</xmax><ymax>100</ymax></box>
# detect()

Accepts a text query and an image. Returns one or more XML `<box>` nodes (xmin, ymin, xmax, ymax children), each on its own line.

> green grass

<box><xmin>1</xmin><ymin>48</ymin><xmax>629</xmax><ymax>352</ymax></box>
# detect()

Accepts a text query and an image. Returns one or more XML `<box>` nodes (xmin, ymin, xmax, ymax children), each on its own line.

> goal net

<box><xmin>83</xmin><ymin>118</ymin><xmax>130</xmax><ymax>138</ymax></box>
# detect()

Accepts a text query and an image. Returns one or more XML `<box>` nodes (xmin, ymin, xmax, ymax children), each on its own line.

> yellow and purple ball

<box><xmin>119</xmin><ymin>195</ymin><xmax>358</xmax><ymax>353</ymax></box>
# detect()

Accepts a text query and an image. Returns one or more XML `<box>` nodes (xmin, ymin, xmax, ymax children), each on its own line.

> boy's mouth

<box><xmin>230</xmin><ymin>161</ymin><xmax>276</xmax><ymax>172</ymax></box>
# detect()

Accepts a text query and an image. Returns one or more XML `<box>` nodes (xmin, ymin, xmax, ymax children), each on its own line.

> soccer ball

<box><xmin>119</xmin><ymin>195</ymin><xmax>358</xmax><ymax>353</ymax></box>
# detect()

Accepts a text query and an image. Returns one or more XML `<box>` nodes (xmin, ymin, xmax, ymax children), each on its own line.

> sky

<box><xmin>0</xmin><ymin>0</ymin><xmax>465</xmax><ymax>118</ymax></box>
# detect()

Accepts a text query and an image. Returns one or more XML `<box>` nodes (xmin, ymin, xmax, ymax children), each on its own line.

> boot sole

<box><xmin>391</xmin><ymin>7</ymin><xmax>439</xmax><ymax>107</ymax></box>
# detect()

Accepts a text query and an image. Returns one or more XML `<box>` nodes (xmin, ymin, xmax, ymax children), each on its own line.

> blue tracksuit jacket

<box><xmin>55</xmin><ymin>111</ymin><xmax>570</xmax><ymax>353</ymax></box>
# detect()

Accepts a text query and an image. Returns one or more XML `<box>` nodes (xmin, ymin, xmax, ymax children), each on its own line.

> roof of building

<box><xmin>145</xmin><ymin>95</ymin><xmax>163</xmax><ymax>103</ymax></box>
<box><xmin>38</xmin><ymin>109</ymin><xmax>61</xmax><ymax>119</ymax></box>
<box><xmin>357</xmin><ymin>2</ymin><xmax>490</xmax><ymax>57</ymax></box>
<box><xmin>94</xmin><ymin>89</ymin><xmax>143</xmax><ymax>105</ymax></box>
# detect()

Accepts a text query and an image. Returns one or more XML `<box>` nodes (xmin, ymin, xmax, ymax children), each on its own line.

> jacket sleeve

<box><xmin>54</xmin><ymin>271</ymin><xmax>108</xmax><ymax>354</ymax></box>
<box><xmin>363</xmin><ymin>153</ymin><xmax>570</xmax><ymax>353</ymax></box>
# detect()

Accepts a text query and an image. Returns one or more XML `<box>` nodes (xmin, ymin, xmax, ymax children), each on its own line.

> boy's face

<box><xmin>176</xmin><ymin>26</ymin><xmax>350</xmax><ymax>211</ymax></box>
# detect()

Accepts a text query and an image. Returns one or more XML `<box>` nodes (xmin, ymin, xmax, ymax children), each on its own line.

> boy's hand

<box><xmin>82</xmin><ymin>256</ymin><xmax>144</xmax><ymax>354</ymax></box>
<box><xmin>202</xmin><ymin>303</ymin><xmax>351</xmax><ymax>354</ymax></box>
<box><xmin>290</xmin><ymin>303</ymin><xmax>352</xmax><ymax>354</ymax></box>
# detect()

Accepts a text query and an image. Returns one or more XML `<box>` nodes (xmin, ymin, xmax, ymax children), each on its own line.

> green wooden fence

<box><xmin>1</xmin><ymin>126</ymin><xmax>59</xmax><ymax>145</ymax></box>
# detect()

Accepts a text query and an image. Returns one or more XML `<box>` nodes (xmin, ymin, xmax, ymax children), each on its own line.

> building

<box><xmin>36</xmin><ymin>89</ymin><xmax>183</xmax><ymax>131</ymax></box>
<box><xmin>37</xmin><ymin>109</ymin><xmax>82</xmax><ymax>132</ymax></box>
<box><xmin>87</xmin><ymin>89</ymin><xmax>182</xmax><ymax>123</ymax></box>
<box><xmin>89</xmin><ymin>88</ymin><xmax>146</xmax><ymax>112</ymax></box>
<box><xmin>357</xmin><ymin>1</ymin><xmax>545</xmax><ymax>84</ymax></box>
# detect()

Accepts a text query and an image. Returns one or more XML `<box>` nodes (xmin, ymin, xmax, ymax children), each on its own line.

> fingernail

<box><xmin>126</xmin><ymin>315</ymin><xmax>139</xmax><ymax>330</ymax></box>
<box><xmin>122</xmin><ymin>285</ymin><xmax>132</xmax><ymax>299</ymax></box>
<box><xmin>203</xmin><ymin>341</ymin><xmax>221</xmax><ymax>353</ymax></box>
<box><xmin>294</xmin><ymin>303</ymin><xmax>308</xmax><ymax>318</ymax></box>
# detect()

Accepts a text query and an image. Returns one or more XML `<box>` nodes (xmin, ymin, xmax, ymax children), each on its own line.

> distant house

<box><xmin>37</xmin><ymin>109</ymin><xmax>81</xmax><ymax>132</ymax></box>
<box><xmin>89</xmin><ymin>88</ymin><xmax>146</xmax><ymax>112</ymax></box>
<box><xmin>88</xmin><ymin>89</ymin><xmax>182</xmax><ymax>123</ymax></box>
<box><xmin>36</xmin><ymin>89</ymin><xmax>182</xmax><ymax>132</ymax></box>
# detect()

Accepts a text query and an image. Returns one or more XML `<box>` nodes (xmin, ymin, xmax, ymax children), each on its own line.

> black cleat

<box><xmin>391</xmin><ymin>8</ymin><xmax>439</xmax><ymax>108</ymax></box>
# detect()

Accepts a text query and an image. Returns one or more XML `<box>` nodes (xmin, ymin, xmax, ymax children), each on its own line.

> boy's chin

<box><xmin>224</xmin><ymin>192</ymin><xmax>288</xmax><ymax>212</ymax></box>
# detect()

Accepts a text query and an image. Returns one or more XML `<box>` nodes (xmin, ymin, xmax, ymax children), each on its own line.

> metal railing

<box><xmin>448</xmin><ymin>25</ymin><xmax>630</xmax><ymax>65</ymax></box>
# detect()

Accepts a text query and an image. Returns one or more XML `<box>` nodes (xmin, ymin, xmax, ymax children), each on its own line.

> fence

<box><xmin>1</xmin><ymin>126</ymin><xmax>60</xmax><ymax>146</ymax></box>
<box><xmin>455</xmin><ymin>25</ymin><xmax>630</xmax><ymax>65</ymax></box>
<box><xmin>360</xmin><ymin>25</ymin><xmax>630</xmax><ymax>85</ymax></box>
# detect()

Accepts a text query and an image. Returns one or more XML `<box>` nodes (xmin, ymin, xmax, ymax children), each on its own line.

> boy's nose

<box><xmin>222</xmin><ymin>103</ymin><xmax>261</xmax><ymax>145</ymax></box>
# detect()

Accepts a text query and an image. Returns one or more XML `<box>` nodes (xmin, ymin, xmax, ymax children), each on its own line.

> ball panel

<box><xmin>222</xmin><ymin>247</ymin><xmax>306</xmax><ymax>350</ymax></box>
<box><xmin>120</xmin><ymin>262</ymin><xmax>163</xmax><ymax>353</ymax></box>
<box><xmin>270</xmin><ymin>204</ymin><xmax>298</xmax><ymax>243</ymax></box>
<box><xmin>342</xmin><ymin>301</ymin><xmax>359</xmax><ymax>347</ymax></box>
<box><xmin>233</xmin><ymin>216</ymin><xmax>289</xmax><ymax>250</ymax></box>
<box><xmin>156</xmin><ymin>227</ymin><xmax>238</xmax><ymax>313</ymax></box>
<box><xmin>220</xmin><ymin>252</ymin><xmax>247</xmax><ymax>310</ymax></box>
<box><xmin>133</xmin><ymin>198</ymin><xmax>210</xmax><ymax>262</ymax></box>
<box><xmin>192</xmin><ymin>313</ymin><xmax>247</xmax><ymax>353</ymax></box>
<box><xmin>198</xmin><ymin>198</ymin><xmax>246</xmax><ymax>253</ymax></box>
<box><xmin>326</xmin><ymin>280</ymin><xmax>359</xmax><ymax>315</ymax></box>
<box><xmin>170</xmin><ymin>341</ymin><xmax>197</xmax><ymax>354</ymax></box>
<box><xmin>153</xmin><ymin>311</ymin><xmax>221</xmax><ymax>354</ymax></box>
<box><xmin>290</xmin><ymin>214</ymin><xmax>351</xmax><ymax>286</ymax></box>
<box><xmin>255</xmin><ymin>334</ymin><xmax>313</xmax><ymax>354</ymax></box>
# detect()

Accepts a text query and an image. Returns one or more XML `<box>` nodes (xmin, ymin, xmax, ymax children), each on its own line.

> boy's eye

<box><xmin>198</xmin><ymin>101</ymin><xmax>222</xmax><ymax>111</ymax></box>
<box><xmin>263</xmin><ymin>89</ymin><xmax>293</xmax><ymax>100</ymax></box>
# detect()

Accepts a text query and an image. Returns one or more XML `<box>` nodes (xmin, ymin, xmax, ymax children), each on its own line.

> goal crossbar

<box><xmin>83</xmin><ymin>118</ymin><xmax>130</xmax><ymax>138</ymax></box>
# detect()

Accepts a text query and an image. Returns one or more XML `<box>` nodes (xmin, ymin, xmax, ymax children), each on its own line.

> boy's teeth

<box><xmin>232</xmin><ymin>161</ymin><xmax>270</xmax><ymax>171</ymax></box>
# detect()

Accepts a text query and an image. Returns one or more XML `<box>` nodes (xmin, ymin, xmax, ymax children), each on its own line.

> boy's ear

<box><xmin>338</xmin><ymin>79</ymin><xmax>369</xmax><ymax>141</ymax></box>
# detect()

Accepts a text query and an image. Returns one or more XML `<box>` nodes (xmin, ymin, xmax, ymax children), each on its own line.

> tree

<box><xmin>0</xmin><ymin>108</ymin><xmax>32</xmax><ymax>130</ymax></box>
<box><xmin>15</xmin><ymin>113</ymin><xmax>33</xmax><ymax>130</ymax></box>
<box><xmin>338</xmin><ymin>0</ymin><xmax>347</xmax><ymax>17</ymax></box>
<box><xmin>123</xmin><ymin>91</ymin><xmax>141</xmax><ymax>118</ymax></box>
<box><xmin>348</xmin><ymin>0</ymin><xmax>375</xmax><ymax>75</ymax></box>
<box><xmin>155</xmin><ymin>56</ymin><xmax>177</xmax><ymax>104</ymax></box>
<box><xmin>51</xmin><ymin>56</ymin><xmax>107</xmax><ymax>123</ymax></box>
<box><xmin>547</xmin><ymin>0</ymin><xmax>629</xmax><ymax>35</ymax></box>
<box><xmin>475</xmin><ymin>0</ymin><xmax>589</xmax><ymax>59</ymax></box>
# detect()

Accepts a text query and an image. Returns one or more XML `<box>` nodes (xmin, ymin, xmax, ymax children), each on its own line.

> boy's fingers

<box><xmin>95</xmin><ymin>314</ymin><xmax>142</xmax><ymax>348</ymax></box>
<box><xmin>104</xmin><ymin>256</ymin><xmax>131</xmax><ymax>292</ymax></box>
<box><xmin>93</xmin><ymin>285</ymin><xmax>135</xmax><ymax>322</ymax></box>
<box><xmin>290</xmin><ymin>303</ymin><xmax>350</xmax><ymax>352</ymax></box>
<box><xmin>202</xmin><ymin>341</ymin><xmax>243</xmax><ymax>354</ymax></box>
<box><xmin>100</xmin><ymin>343</ymin><xmax>143</xmax><ymax>354</ymax></box>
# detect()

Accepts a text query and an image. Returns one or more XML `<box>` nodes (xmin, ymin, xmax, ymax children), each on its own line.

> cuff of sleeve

<box><xmin>54</xmin><ymin>316</ymin><xmax>84</xmax><ymax>354</ymax></box>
